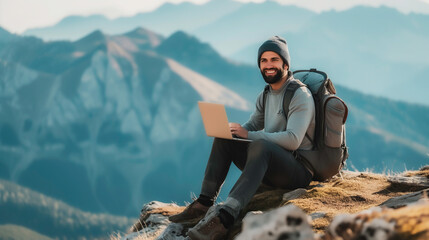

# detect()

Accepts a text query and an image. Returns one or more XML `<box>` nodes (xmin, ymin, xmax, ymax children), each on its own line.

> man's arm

<box><xmin>247</xmin><ymin>87</ymin><xmax>315</xmax><ymax>150</ymax></box>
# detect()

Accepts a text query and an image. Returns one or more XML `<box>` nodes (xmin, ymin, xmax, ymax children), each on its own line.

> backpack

<box><xmin>262</xmin><ymin>69</ymin><xmax>349</xmax><ymax>181</ymax></box>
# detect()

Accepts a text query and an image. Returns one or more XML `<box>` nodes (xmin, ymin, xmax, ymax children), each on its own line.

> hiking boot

<box><xmin>169</xmin><ymin>200</ymin><xmax>210</xmax><ymax>224</ymax></box>
<box><xmin>187</xmin><ymin>206</ymin><xmax>228</xmax><ymax>240</ymax></box>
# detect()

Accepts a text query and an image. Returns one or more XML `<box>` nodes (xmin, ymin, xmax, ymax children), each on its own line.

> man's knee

<box><xmin>212</xmin><ymin>138</ymin><xmax>238</xmax><ymax>154</ymax></box>
<box><xmin>248</xmin><ymin>139</ymin><xmax>273</xmax><ymax>157</ymax></box>
<box><xmin>213</xmin><ymin>137</ymin><xmax>234</xmax><ymax>148</ymax></box>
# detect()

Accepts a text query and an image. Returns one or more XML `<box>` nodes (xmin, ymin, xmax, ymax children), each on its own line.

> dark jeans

<box><xmin>200</xmin><ymin>138</ymin><xmax>312</xmax><ymax>218</ymax></box>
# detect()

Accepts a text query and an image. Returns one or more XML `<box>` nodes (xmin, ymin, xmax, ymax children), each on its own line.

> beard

<box><xmin>261</xmin><ymin>67</ymin><xmax>285</xmax><ymax>84</ymax></box>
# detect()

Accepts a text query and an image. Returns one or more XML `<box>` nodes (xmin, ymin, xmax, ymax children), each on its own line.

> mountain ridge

<box><xmin>155</xmin><ymin>30</ymin><xmax>261</xmax><ymax>100</ymax></box>
<box><xmin>192</xmin><ymin>2</ymin><xmax>316</xmax><ymax>54</ymax></box>
<box><xmin>0</xmin><ymin>179</ymin><xmax>135</xmax><ymax>239</ymax></box>
<box><xmin>0</xmin><ymin>26</ymin><xmax>18</xmax><ymax>42</ymax></box>
<box><xmin>22</xmin><ymin>0</ymin><xmax>244</xmax><ymax>41</ymax></box>
<box><xmin>17</xmin><ymin>3</ymin><xmax>429</xmax><ymax>105</ymax></box>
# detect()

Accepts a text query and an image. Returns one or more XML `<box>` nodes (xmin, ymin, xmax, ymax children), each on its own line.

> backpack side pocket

<box><xmin>324</xmin><ymin>97</ymin><xmax>347</xmax><ymax>148</ymax></box>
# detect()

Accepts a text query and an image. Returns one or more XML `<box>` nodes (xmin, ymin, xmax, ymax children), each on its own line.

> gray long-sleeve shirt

<box><xmin>243</xmin><ymin>77</ymin><xmax>316</xmax><ymax>151</ymax></box>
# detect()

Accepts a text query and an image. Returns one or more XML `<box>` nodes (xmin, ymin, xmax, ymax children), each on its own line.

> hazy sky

<box><xmin>1</xmin><ymin>0</ymin><xmax>429</xmax><ymax>34</ymax></box>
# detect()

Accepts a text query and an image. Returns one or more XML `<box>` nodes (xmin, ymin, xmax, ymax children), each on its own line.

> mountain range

<box><xmin>0</xmin><ymin>22</ymin><xmax>428</xmax><ymax>228</ymax></box>
<box><xmin>21</xmin><ymin>1</ymin><xmax>429</xmax><ymax>106</ymax></box>
<box><xmin>233</xmin><ymin>6</ymin><xmax>429</xmax><ymax>105</ymax></box>
<box><xmin>22</xmin><ymin>0</ymin><xmax>244</xmax><ymax>41</ymax></box>
<box><xmin>0</xmin><ymin>26</ymin><xmax>251</xmax><ymax>218</ymax></box>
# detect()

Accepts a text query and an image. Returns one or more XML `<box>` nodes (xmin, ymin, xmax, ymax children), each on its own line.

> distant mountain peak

<box><xmin>156</xmin><ymin>30</ymin><xmax>229</xmax><ymax>78</ymax></box>
<box><xmin>160</xmin><ymin>30</ymin><xmax>219</xmax><ymax>57</ymax></box>
<box><xmin>165</xmin><ymin>30</ymin><xmax>200</xmax><ymax>45</ymax></box>
<box><xmin>117</xmin><ymin>27</ymin><xmax>164</xmax><ymax>50</ymax></box>
<box><xmin>169</xmin><ymin>30</ymin><xmax>189</xmax><ymax>38</ymax></box>
<box><xmin>0</xmin><ymin>26</ymin><xmax>10</xmax><ymax>35</ymax></box>
<box><xmin>125</xmin><ymin>27</ymin><xmax>154</xmax><ymax>37</ymax></box>
<box><xmin>74</xmin><ymin>30</ymin><xmax>107</xmax><ymax>52</ymax></box>
<box><xmin>0</xmin><ymin>26</ymin><xmax>17</xmax><ymax>42</ymax></box>
<box><xmin>58</xmin><ymin>14</ymin><xmax>109</xmax><ymax>25</ymax></box>
<box><xmin>78</xmin><ymin>30</ymin><xmax>106</xmax><ymax>42</ymax></box>
<box><xmin>205</xmin><ymin>0</ymin><xmax>240</xmax><ymax>5</ymax></box>
<box><xmin>124</xmin><ymin>27</ymin><xmax>163</xmax><ymax>42</ymax></box>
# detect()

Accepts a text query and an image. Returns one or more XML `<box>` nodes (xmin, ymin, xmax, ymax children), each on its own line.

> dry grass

<box><xmin>130</xmin><ymin>204</ymin><xmax>184</xmax><ymax>233</ymax></box>
<box><xmin>284</xmin><ymin>171</ymin><xmax>427</xmax><ymax>233</ymax></box>
<box><xmin>385</xmin><ymin>202</ymin><xmax>429</xmax><ymax>239</ymax></box>
<box><xmin>404</xmin><ymin>169</ymin><xmax>429</xmax><ymax>178</ymax></box>
<box><xmin>225</xmin><ymin>170</ymin><xmax>428</xmax><ymax>239</ymax></box>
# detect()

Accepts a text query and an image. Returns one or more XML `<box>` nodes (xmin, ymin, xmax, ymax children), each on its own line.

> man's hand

<box><xmin>229</xmin><ymin>123</ymin><xmax>248</xmax><ymax>139</ymax></box>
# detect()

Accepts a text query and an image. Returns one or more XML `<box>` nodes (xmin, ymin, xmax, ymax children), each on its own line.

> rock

<box><xmin>147</xmin><ymin>213</ymin><xmax>170</xmax><ymax>226</ymax></box>
<box><xmin>312</xmin><ymin>184</ymin><xmax>324</xmax><ymax>188</ymax></box>
<box><xmin>125</xmin><ymin>197</ymin><xmax>429</xmax><ymax>240</ymax></box>
<box><xmin>310</xmin><ymin>212</ymin><xmax>326</xmax><ymax>220</ymax></box>
<box><xmin>120</xmin><ymin>231</ymin><xmax>143</xmax><ymax>240</ymax></box>
<box><xmin>129</xmin><ymin>201</ymin><xmax>183</xmax><ymax>233</ymax></box>
<box><xmin>420</xmin><ymin>165</ymin><xmax>429</xmax><ymax>171</ymax></box>
<box><xmin>155</xmin><ymin>223</ymin><xmax>187</xmax><ymax>240</ymax></box>
<box><xmin>338</xmin><ymin>170</ymin><xmax>362</xmax><ymax>179</ymax></box>
<box><xmin>242</xmin><ymin>210</ymin><xmax>263</xmax><ymax>219</ymax></box>
<box><xmin>388</xmin><ymin>176</ymin><xmax>429</xmax><ymax>187</ymax></box>
<box><xmin>323</xmin><ymin>200</ymin><xmax>429</xmax><ymax>240</ymax></box>
<box><xmin>142</xmin><ymin>201</ymin><xmax>181</xmax><ymax>214</ymax></box>
<box><xmin>123</xmin><ymin>171</ymin><xmax>429</xmax><ymax>240</ymax></box>
<box><xmin>123</xmin><ymin>214</ymin><xmax>170</xmax><ymax>240</ymax></box>
<box><xmin>235</xmin><ymin>204</ymin><xmax>314</xmax><ymax>240</ymax></box>
<box><xmin>360</xmin><ymin>218</ymin><xmax>395</xmax><ymax>240</ymax></box>
<box><xmin>283</xmin><ymin>188</ymin><xmax>308</xmax><ymax>202</ymax></box>
<box><xmin>380</xmin><ymin>189</ymin><xmax>429</xmax><ymax>208</ymax></box>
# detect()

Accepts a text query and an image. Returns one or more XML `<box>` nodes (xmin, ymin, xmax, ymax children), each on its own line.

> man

<box><xmin>171</xmin><ymin>36</ymin><xmax>316</xmax><ymax>240</ymax></box>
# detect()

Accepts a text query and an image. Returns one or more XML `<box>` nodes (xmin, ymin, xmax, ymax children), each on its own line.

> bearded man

<box><xmin>168</xmin><ymin>36</ymin><xmax>316</xmax><ymax>240</ymax></box>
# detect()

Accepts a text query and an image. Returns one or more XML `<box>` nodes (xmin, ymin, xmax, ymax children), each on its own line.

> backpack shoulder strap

<box><xmin>283</xmin><ymin>80</ymin><xmax>315</xmax><ymax>146</ymax></box>
<box><xmin>282</xmin><ymin>80</ymin><xmax>304</xmax><ymax>120</ymax></box>
<box><xmin>262</xmin><ymin>80</ymin><xmax>304</xmax><ymax>116</ymax></box>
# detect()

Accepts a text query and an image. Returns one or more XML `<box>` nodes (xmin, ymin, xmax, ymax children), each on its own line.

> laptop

<box><xmin>198</xmin><ymin>101</ymin><xmax>252</xmax><ymax>142</ymax></box>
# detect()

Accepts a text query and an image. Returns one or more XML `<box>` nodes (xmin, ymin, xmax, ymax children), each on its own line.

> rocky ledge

<box><xmin>117</xmin><ymin>167</ymin><xmax>429</xmax><ymax>240</ymax></box>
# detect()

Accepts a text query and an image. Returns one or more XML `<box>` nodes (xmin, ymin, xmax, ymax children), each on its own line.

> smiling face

<box><xmin>259</xmin><ymin>51</ymin><xmax>289</xmax><ymax>84</ymax></box>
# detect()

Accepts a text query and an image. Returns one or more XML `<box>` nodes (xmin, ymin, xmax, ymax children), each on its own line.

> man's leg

<box><xmin>223</xmin><ymin>139</ymin><xmax>313</xmax><ymax>219</ymax></box>
<box><xmin>169</xmin><ymin>138</ymin><xmax>248</xmax><ymax>224</ymax></box>
<box><xmin>187</xmin><ymin>139</ymin><xmax>312</xmax><ymax>239</ymax></box>
<box><xmin>200</xmin><ymin>138</ymin><xmax>249</xmax><ymax>202</ymax></box>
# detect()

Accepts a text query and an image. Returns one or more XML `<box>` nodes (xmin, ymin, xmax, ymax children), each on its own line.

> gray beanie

<box><xmin>257</xmin><ymin>36</ymin><xmax>290</xmax><ymax>68</ymax></box>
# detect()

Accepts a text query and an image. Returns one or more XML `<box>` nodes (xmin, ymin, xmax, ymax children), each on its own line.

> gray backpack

<box><xmin>262</xmin><ymin>69</ymin><xmax>349</xmax><ymax>181</ymax></box>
